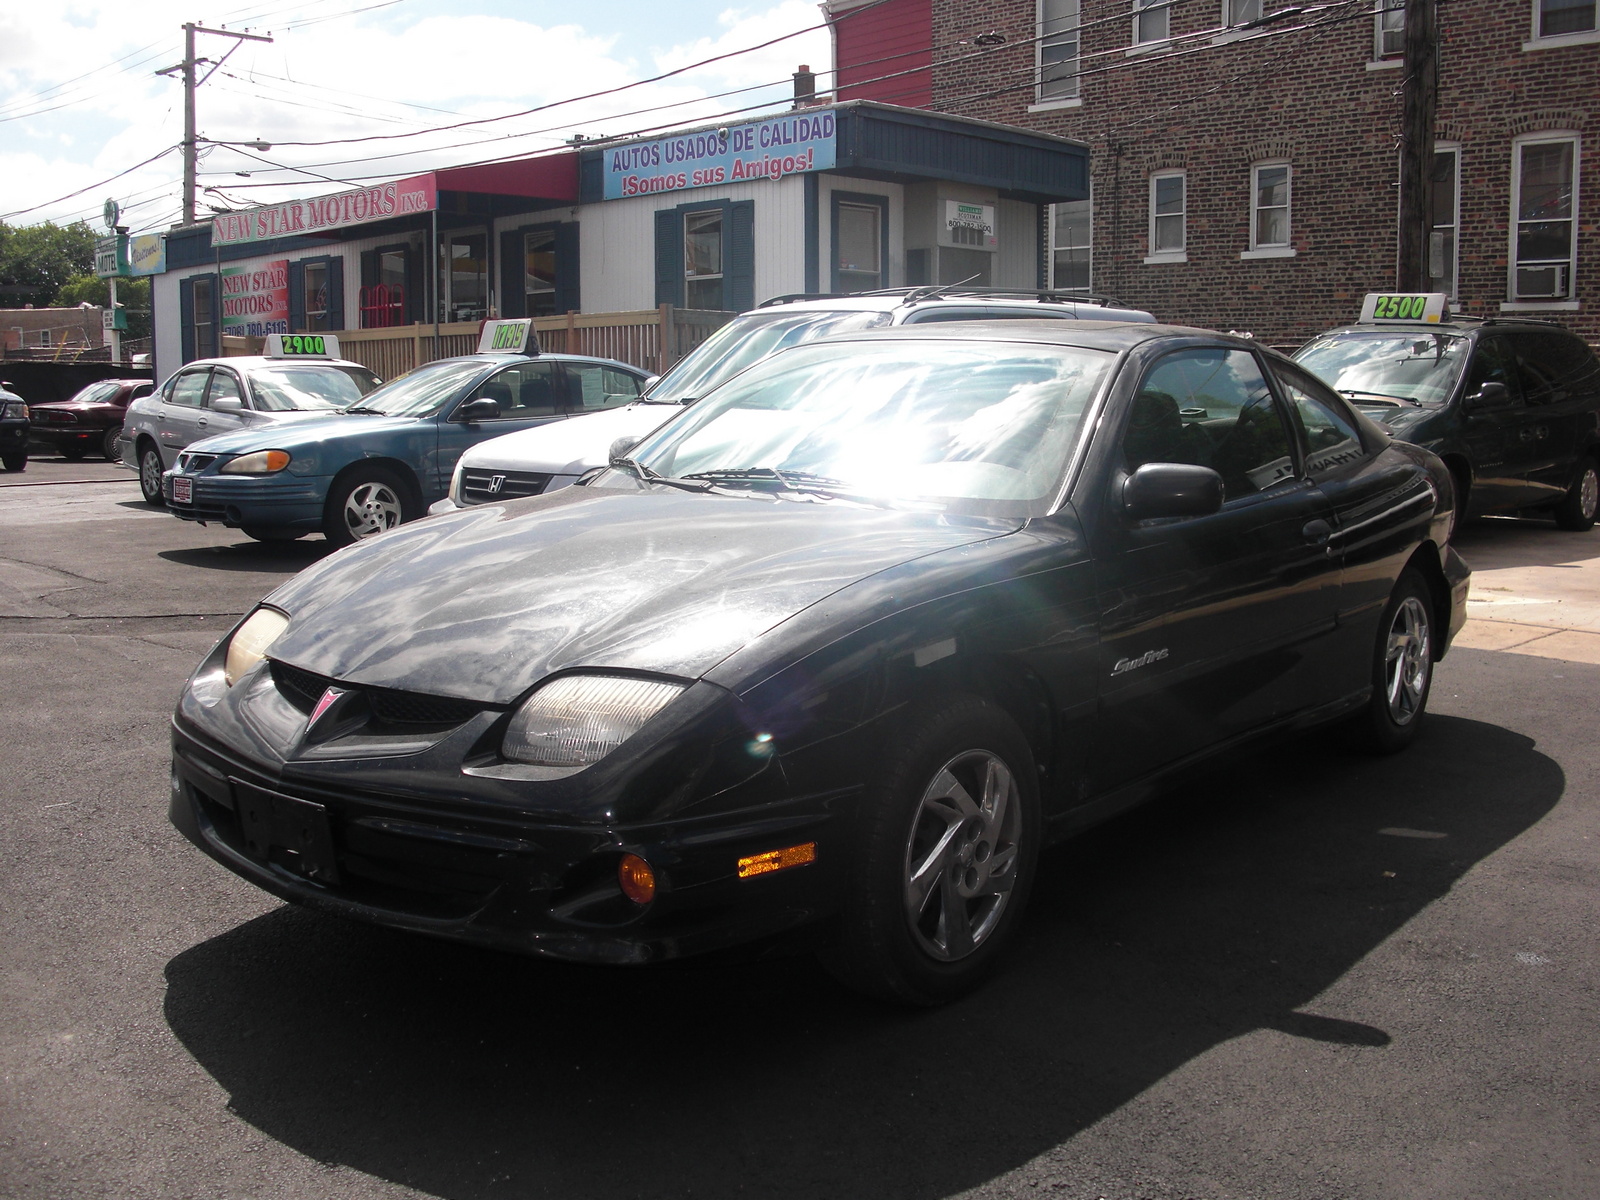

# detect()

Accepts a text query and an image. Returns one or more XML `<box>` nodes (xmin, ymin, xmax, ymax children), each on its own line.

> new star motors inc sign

<box><xmin>602</xmin><ymin>110</ymin><xmax>837</xmax><ymax>200</ymax></box>
<box><xmin>211</xmin><ymin>175</ymin><xmax>437</xmax><ymax>246</ymax></box>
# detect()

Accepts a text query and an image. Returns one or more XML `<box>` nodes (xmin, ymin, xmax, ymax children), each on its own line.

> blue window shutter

<box><xmin>499</xmin><ymin>230</ymin><xmax>526</xmax><ymax>318</ymax></box>
<box><xmin>288</xmin><ymin>260</ymin><xmax>306</xmax><ymax>332</ymax></box>
<box><xmin>654</xmin><ymin>208</ymin><xmax>683</xmax><ymax>307</ymax></box>
<box><xmin>555</xmin><ymin>222</ymin><xmax>580</xmax><ymax>313</ymax></box>
<box><xmin>180</xmin><ymin>278</ymin><xmax>196</xmax><ymax>363</ymax></box>
<box><xmin>325</xmin><ymin>256</ymin><xmax>345</xmax><ymax>331</ymax></box>
<box><xmin>728</xmin><ymin>200</ymin><xmax>755</xmax><ymax>312</ymax></box>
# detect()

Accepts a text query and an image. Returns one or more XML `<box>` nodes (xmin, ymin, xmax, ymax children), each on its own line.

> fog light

<box><xmin>737</xmin><ymin>842</ymin><xmax>816</xmax><ymax>879</ymax></box>
<box><xmin>618</xmin><ymin>853</ymin><xmax>656</xmax><ymax>905</ymax></box>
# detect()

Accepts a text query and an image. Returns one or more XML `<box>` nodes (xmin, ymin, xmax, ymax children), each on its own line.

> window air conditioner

<box><xmin>1515</xmin><ymin>263</ymin><xmax>1568</xmax><ymax>299</ymax></box>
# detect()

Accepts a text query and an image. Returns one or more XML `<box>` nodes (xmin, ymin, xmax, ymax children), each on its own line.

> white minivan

<box><xmin>431</xmin><ymin>289</ymin><xmax>1156</xmax><ymax>512</ymax></box>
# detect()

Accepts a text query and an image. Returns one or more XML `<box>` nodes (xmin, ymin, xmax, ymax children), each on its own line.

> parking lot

<box><xmin>2</xmin><ymin>455</ymin><xmax>1597</xmax><ymax>1200</ymax></box>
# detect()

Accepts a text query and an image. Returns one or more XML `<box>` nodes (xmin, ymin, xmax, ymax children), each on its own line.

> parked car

<box><xmin>1294</xmin><ymin>293</ymin><xmax>1600</xmax><ymax>531</ymax></box>
<box><xmin>30</xmin><ymin>378</ymin><xmax>153</xmax><ymax>462</ymax></box>
<box><xmin>122</xmin><ymin>336</ymin><xmax>382</xmax><ymax>506</ymax></box>
<box><xmin>433</xmin><ymin>288</ymin><xmax>1156</xmax><ymax>511</ymax></box>
<box><xmin>168</xmin><ymin>319</ymin><xmax>1468</xmax><ymax>1005</ymax></box>
<box><xmin>161</xmin><ymin>323</ymin><xmax>651</xmax><ymax>546</ymax></box>
<box><xmin>0</xmin><ymin>381</ymin><xmax>28</xmax><ymax>472</ymax></box>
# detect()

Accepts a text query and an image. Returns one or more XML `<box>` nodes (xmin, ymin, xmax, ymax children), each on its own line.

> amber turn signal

<box><xmin>737</xmin><ymin>842</ymin><xmax>816</xmax><ymax>879</ymax></box>
<box><xmin>617</xmin><ymin>853</ymin><xmax>656</xmax><ymax>904</ymax></box>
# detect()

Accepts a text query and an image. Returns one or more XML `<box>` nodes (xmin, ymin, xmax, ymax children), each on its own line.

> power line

<box><xmin>1</xmin><ymin>146</ymin><xmax>179</xmax><ymax>222</ymax></box>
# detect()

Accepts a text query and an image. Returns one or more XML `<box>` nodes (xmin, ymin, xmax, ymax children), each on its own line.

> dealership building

<box><xmin>149</xmin><ymin>100</ymin><xmax>1092</xmax><ymax>381</ymax></box>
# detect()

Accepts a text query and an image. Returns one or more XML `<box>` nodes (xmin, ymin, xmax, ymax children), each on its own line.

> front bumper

<box><xmin>30</xmin><ymin>424</ymin><xmax>111</xmax><ymax>451</ymax></box>
<box><xmin>164</xmin><ymin>469</ymin><xmax>328</xmax><ymax>532</ymax></box>
<box><xmin>1</xmin><ymin>418</ymin><xmax>27</xmax><ymax>454</ymax></box>
<box><xmin>1441</xmin><ymin>541</ymin><xmax>1471</xmax><ymax>653</ymax></box>
<box><xmin>169</xmin><ymin>715</ymin><xmax>847</xmax><ymax>964</ymax></box>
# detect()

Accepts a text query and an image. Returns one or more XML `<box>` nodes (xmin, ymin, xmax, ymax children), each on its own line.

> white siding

<box><xmin>578</xmin><ymin>176</ymin><xmax>808</xmax><ymax>312</ymax></box>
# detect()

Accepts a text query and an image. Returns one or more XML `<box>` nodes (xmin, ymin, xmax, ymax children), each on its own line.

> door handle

<box><xmin>1302</xmin><ymin>518</ymin><xmax>1332</xmax><ymax>545</ymax></box>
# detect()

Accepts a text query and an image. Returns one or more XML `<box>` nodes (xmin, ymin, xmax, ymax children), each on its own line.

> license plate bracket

<box><xmin>171</xmin><ymin>476</ymin><xmax>193</xmax><ymax>505</ymax></box>
<box><xmin>232</xmin><ymin>782</ymin><xmax>340</xmax><ymax>884</ymax></box>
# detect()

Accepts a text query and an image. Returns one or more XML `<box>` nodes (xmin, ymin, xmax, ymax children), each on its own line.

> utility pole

<box><xmin>157</xmin><ymin>23</ymin><xmax>274</xmax><ymax>226</ymax></box>
<box><xmin>1397</xmin><ymin>0</ymin><xmax>1438</xmax><ymax>290</ymax></box>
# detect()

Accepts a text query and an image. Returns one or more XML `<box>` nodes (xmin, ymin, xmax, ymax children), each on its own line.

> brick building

<box><xmin>828</xmin><ymin>0</ymin><xmax>1598</xmax><ymax>346</ymax></box>
<box><xmin>1</xmin><ymin>306</ymin><xmax>107</xmax><ymax>355</ymax></box>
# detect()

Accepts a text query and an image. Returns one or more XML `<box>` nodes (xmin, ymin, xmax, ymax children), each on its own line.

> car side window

<box><xmin>1125</xmin><ymin>348</ymin><xmax>1296</xmax><ymax>499</ymax></box>
<box><xmin>563</xmin><ymin>363</ymin><xmax>642</xmax><ymax>412</ymax></box>
<box><xmin>469</xmin><ymin>362</ymin><xmax>560</xmax><ymax>419</ymax></box>
<box><xmin>206</xmin><ymin>370</ymin><xmax>243</xmax><ymax>407</ymax></box>
<box><xmin>132</xmin><ymin>384</ymin><xmax>153</xmax><ymax>400</ymax></box>
<box><xmin>167</xmin><ymin>369</ymin><xmax>210</xmax><ymax>408</ymax></box>
<box><xmin>1507</xmin><ymin>332</ymin><xmax>1600</xmax><ymax>406</ymax></box>
<box><xmin>1271</xmin><ymin>362</ymin><xmax>1367</xmax><ymax>480</ymax></box>
<box><xmin>1464</xmin><ymin>336</ymin><xmax>1523</xmax><ymax>405</ymax></box>
<box><xmin>905</xmin><ymin>307</ymin><xmax>1073</xmax><ymax>324</ymax></box>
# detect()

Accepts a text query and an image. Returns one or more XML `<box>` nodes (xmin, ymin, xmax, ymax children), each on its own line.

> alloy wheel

<box><xmin>902</xmin><ymin>750</ymin><xmax>1022</xmax><ymax>962</ymax></box>
<box><xmin>1384</xmin><ymin>595</ymin><xmax>1432</xmax><ymax>726</ymax></box>
<box><xmin>341</xmin><ymin>480</ymin><xmax>403</xmax><ymax>540</ymax></box>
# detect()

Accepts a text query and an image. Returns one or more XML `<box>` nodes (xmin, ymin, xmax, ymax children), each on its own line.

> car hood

<box><xmin>1353</xmin><ymin>402</ymin><xmax>1441</xmax><ymax>437</ymax></box>
<box><xmin>185</xmin><ymin>412</ymin><xmax>419</xmax><ymax>455</ymax></box>
<box><xmin>458</xmin><ymin>403</ymin><xmax>684</xmax><ymax>477</ymax></box>
<box><xmin>263</xmin><ymin>485</ymin><xmax>1020</xmax><ymax>705</ymax></box>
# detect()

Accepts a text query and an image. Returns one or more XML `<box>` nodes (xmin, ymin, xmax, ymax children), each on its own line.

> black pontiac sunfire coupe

<box><xmin>169</xmin><ymin>321</ymin><xmax>1469</xmax><ymax>1005</ymax></box>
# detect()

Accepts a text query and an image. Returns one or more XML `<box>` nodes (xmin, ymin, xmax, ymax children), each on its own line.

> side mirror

<box><xmin>1122</xmin><ymin>462</ymin><xmax>1225</xmax><ymax>521</ymax></box>
<box><xmin>608</xmin><ymin>435</ymin><xmax>641</xmax><ymax>465</ymax></box>
<box><xmin>210</xmin><ymin>397</ymin><xmax>243</xmax><ymax>414</ymax></box>
<box><xmin>456</xmin><ymin>397</ymin><xmax>501</xmax><ymax>423</ymax></box>
<box><xmin>641</xmin><ymin>374</ymin><xmax>661</xmax><ymax>391</ymax></box>
<box><xmin>1464</xmin><ymin>381</ymin><xmax>1510</xmax><ymax>410</ymax></box>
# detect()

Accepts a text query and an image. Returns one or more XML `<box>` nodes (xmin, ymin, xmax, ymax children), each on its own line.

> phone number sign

<box><xmin>602</xmin><ymin>111</ymin><xmax>836</xmax><ymax>200</ymax></box>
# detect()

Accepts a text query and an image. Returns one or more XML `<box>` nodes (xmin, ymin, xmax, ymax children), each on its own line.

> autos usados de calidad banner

<box><xmin>602</xmin><ymin>111</ymin><xmax>837</xmax><ymax>199</ymax></box>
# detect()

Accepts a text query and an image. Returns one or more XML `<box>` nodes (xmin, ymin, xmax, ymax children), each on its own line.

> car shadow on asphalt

<box><xmin>157</xmin><ymin>541</ymin><xmax>331</xmax><ymax>571</ymax></box>
<box><xmin>163</xmin><ymin>714</ymin><xmax>1560</xmax><ymax>1200</ymax></box>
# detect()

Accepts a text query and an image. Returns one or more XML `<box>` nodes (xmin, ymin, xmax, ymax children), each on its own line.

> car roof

<box><xmin>754</xmin><ymin>290</ymin><xmax>1151</xmax><ymax>319</ymax></box>
<box><xmin>807</xmin><ymin>319</ymin><xmax>1254</xmax><ymax>355</ymax></box>
<box><xmin>438</xmin><ymin>352</ymin><xmax>649</xmax><ymax>372</ymax></box>
<box><xmin>1308</xmin><ymin>318</ymin><xmax>1578</xmax><ymax>339</ymax></box>
<box><xmin>178</xmin><ymin>355</ymin><xmax>372</xmax><ymax>371</ymax></box>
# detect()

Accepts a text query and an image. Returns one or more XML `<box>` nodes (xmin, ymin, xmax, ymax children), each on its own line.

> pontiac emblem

<box><xmin>487</xmin><ymin>474</ymin><xmax>506</xmax><ymax>494</ymax></box>
<box><xmin>307</xmin><ymin>686</ymin><xmax>348</xmax><ymax>733</ymax></box>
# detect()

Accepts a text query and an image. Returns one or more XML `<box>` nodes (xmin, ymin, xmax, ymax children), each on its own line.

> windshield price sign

<box><xmin>476</xmin><ymin>319</ymin><xmax>539</xmax><ymax>355</ymax></box>
<box><xmin>1359</xmin><ymin>293</ymin><xmax>1448</xmax><ymax>324</ymax></box>
<box><xmin>266</xmin><ymin>334</ymin><xmax>340</xmax><ymax>359</ymax></box>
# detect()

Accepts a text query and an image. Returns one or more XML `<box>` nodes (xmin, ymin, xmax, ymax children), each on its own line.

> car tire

<box><xmin>323</xmin><ymin>466</ymin><xmax>409</xmax><ymax>548</ymax></box>
<box><xmin>102</xmin><ymin>427</ymin><xmax>123</xmax><ymax>461</ymax></box>
<box><xmin>823</xmin><ymin>695</ymin><xmax>1041</xmax><ymax>1006</ymax></box>
<box><xmin>1</xmin><ymin>452</ymin><xmax>25</xmax><ymax>472</ymax></box>
<box><xmin>1349</xmin><ymin>569</ymin><xmax>1435</xmax><ymax>755</ymax></box>
<box><xmin>1551</xmin><ymin>456</ymin><xmax>1598</xmax><ymax>533</ymax></box>
<box><xmin>137</xmin><ymin>442</ymin><xmax>165</xmax><ymax>506</ymax></box>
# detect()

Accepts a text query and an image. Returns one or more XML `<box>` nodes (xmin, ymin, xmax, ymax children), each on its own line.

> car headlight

<box><xmin>224</xmin><ymin>607</ymin><xmax>290</xmax><ymax>686</ymax></box>
<box><xmin>3</xmin><ymin>401</ymin><xmax>28</xmax><ymax>420</ymax></box>
<box><xmin>221</xmin><ymin>449</ymin><xmax>292</xmax><ymax>474</ymax></box>
<box><xmin>503</xmin><ymin>675</ymin><xmax>686</xmax><ymax>766</ymax></box>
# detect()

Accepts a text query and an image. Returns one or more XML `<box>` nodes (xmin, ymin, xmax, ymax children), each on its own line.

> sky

<box><xmin>0</xmin><ymin>0</ymin><xmax>835</xmax><ymax>233</ymax></box>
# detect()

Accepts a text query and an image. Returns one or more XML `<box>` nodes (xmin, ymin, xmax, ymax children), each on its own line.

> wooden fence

<box><xmin>223</xmin><ymin>305</ymin><xmax>734</xmax><ymax>380</ymax></box>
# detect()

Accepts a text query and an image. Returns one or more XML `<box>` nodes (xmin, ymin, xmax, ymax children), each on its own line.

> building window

<box><xmin>1134</xmin><ymin>0</ymin><xmax>1170</xmax><ymax>44</ymax></box>
<box><xmin>446</xmin><ymin>233</ymin><xmax>487</xmax><ymax>323</ymax></box>
<box><xmin>1038</xmin><ymin>0</ymin><xmax>1080</xmax><ymax>100</ymax></box>
<box><xmin>834</xmin><ymin>196</ymin><xmax>887</xmax><ymax>292</ymax></box>
<box><xmin>359</xmin><ymin>246</ymin><xmax>409</xmax><ymax>328</ymax></box>
<box><xmin>1430</xmin><ymin>146</ymin><xmax>1460</xmax><ymax>299</ymax></box>
<box><xmin>1251</xmin><ymin>163</ymin><xmax>1292</xmax><ymax>249</ymax></box>
<box><xmin>1375</xmin><ymin>1</ymin><xmax>1405</xmax><ymax>57</ymax></box>
<box><xmin>1050</xmin><ymin>200</ymin><xmax>1091</xmax><ymax>291</ymax></box>
<box><xmin>1150</xmin><ymin>172</ymin><xmax>1186</xmax><ymax>255</ymax></box>
<box><xmin>524</xmin><ymin>229</ymin><xmax>557</xmax><ymax>316</ymax></box>
<box><xmin>193</xmin><ymin>276</ymin><xmax>215</xmax><ymax>358</ymax></box>
<box><xmin>1539</xmin><ymin>0</ymin><xmax>1596</xmax><ymax>37</ymax></box>
<box><xmin>1511</xmin><ymin>136</ymin><xmax>1578</xmax><ymax>300</ymax></box>
<box><xmin>302</xmin><ymin>261</ymin><xmax>330</xmax><ymax>332</ymax></box>
<box><xmin>1226</xmin><ymin>0</ymin><xmax>1262</xmax><ymax>25</ymax></box>
<box><xmin>684</xmin><ymin>210</ymin><xmax>724</xmax><ymax>309</ymax></box>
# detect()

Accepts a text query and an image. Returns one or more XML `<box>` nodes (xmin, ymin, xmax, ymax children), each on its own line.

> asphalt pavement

<box><xmin>1</xmin><ymin>457</ymin><xmax>1596</xmax><ymax>1200</ymax></box>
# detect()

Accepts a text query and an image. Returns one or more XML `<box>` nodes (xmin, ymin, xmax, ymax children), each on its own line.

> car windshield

<box><xmin>248</xmin><ymin>365</ymin><xmax>380</xmax><ymax>412</ymax></box>
<box><xmin>629</xmin><ymin>338</ymin><xmax>1112</xmax><ymax>517</ymax></box>
<box><xmin>1295</xmin><ymin>331</ymin><xmax>1470</xmax><ymax>405</ymax></box>
<box><xmin>645</xmin><ymin>309</ymin><xmax>894</xmax><ymax>404</ymax></box>
<box><xmin>70</xmin><ymin>380</ymin><xmax>123</xmax><ymax>404</ymax></box>
<box><xmin>340</xmin><ymin>358</ymin><xmax>487</xmax><ymax>417</ymax></box>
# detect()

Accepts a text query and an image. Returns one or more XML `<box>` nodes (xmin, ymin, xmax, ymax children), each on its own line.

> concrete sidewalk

<box><xmin>1450</xmin><ymin>517</ymin><xmax>1600</xmax><ymax>664</ymax></box>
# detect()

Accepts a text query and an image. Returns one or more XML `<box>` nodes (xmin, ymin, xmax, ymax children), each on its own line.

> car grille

<box><xmin>270</xmin><ymin>660</ymin><xmax>488</xmax><ymax>728</ymax></box>
<box><xmin>178</xmin><ymin>452</ymin><xmax>219</xmax><ymax>471</ymax></box>
<box><xmin>460</xmin><ymin>467</ymin><xmax>552</xmax><ymax>505</ymax></box>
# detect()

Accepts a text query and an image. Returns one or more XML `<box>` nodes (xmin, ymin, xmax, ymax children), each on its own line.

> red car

<box><xmin>29</xmin><ymin>378</ymin><xmax>154</xmax><ymax>461</ymax></box>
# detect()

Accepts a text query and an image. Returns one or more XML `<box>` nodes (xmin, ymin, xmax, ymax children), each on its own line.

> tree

<box><xmin>0</xmin><ymin>220</ymin><xmax>99</xmax><ymax>308</ymax></box>
<box><xmin>56</xmin><ymin>273</ymin><xmax>153</xmax><ymax>340</ymax></box>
